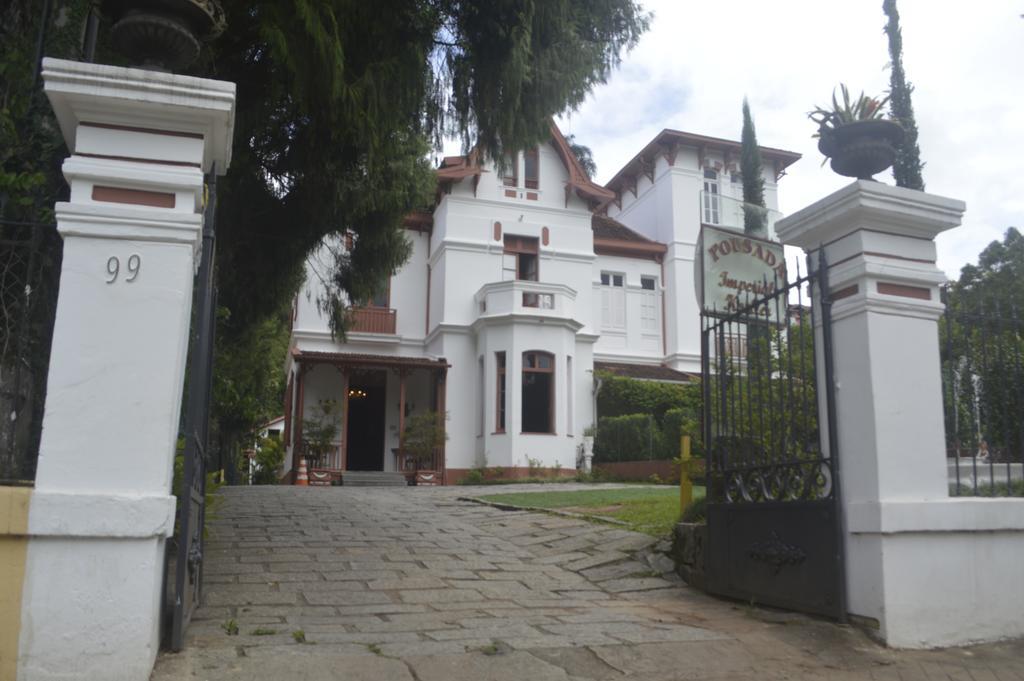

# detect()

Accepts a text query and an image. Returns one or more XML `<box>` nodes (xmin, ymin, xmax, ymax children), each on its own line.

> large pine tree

<box><xmin>740</xmin><ymin>98</ymin><xmax>767</xmax><ymax>237</ymax></box>
<box><xmin>883</xmin><ymin>0</ymin><xmax>925</xmax><ymax>190</ymax></box>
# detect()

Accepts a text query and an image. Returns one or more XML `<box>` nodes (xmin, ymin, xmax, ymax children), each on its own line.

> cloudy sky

<box><xmin>553</xmin><ymin>0</ymin><xmax>1023</xmax><ymax>280</ymax></box>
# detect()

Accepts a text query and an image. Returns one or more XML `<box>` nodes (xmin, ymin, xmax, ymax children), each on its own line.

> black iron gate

<box><xmin>701</xmin><ymin>249</ymin><xmax>845</xmax><ymax>619</ymax></box>
<box><xmin>168</xmin><ymin>171</ymin><xmax>218</xmax><ymax>650</ymax></box>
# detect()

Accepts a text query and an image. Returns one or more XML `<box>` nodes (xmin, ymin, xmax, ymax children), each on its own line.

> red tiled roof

<box><xmin>592</xmin><ymin>214</ymin><xmax>658</xmax><ymax>243</ymax></box>
<box><xmin>602</xmin><ymin>129</ymin><xmax>801</xmax><ymax>206</ymax></box>
<box><xmin>591</xmin><ymin>214</ymin><xmax>667</xmax><ymax>261</ymax></box>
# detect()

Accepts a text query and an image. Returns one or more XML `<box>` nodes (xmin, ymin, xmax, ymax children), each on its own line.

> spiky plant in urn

<box><xmin>100</xmin><ymin>0</ymin><xmax>226</xmax><ymax>71</ymax></box>
<box><xmin>810</xmin><ymin>85</ymin><xmax>905</xmax><ymax>180</ymax></box>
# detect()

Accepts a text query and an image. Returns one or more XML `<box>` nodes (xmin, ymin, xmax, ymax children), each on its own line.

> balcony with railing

<box><xmin>474</xmin><ymin>280</ymin><xmax>577</xmax><ymax>322</ymax></box>
<box><xmin>699</xmin><ymin>190</ymin><xmax>782</xmax><ymax>238</ymax></box>
<box><xmin>348</xmin><ymin>306</ymin><xmax>397</xmax><ymax>334</ymax></box>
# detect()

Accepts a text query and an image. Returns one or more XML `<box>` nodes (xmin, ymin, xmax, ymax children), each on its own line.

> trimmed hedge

<box><xmin>594</xmin><ymin>375</ymin><xmax>703</xmax><ymax>462</ymax></box>
<box><xmin>597</xmin><ymin>373</ymin><xmax>701</xmax><ymax>424</ymax></box>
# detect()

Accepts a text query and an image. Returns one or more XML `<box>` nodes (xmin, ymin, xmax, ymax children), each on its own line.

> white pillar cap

<box><xmin>41</xmin><ymin>58</ymin><xmax>236</xmax><ymax>175</ymax></box>
<box><xmin>776</xmin><ymin>180</ymin><xmax>965</xmax><ymax>250</ymax></box>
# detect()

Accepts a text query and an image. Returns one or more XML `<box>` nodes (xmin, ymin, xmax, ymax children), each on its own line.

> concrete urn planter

<box><xmin>818</xmin><ymin>119</ymin><xmax>905</xmax><ymax>180</ymax></box>
<box><xmin>579</xmin><ymin>435</ymin><xmax>595</xmax><ymax>473</ymax></box>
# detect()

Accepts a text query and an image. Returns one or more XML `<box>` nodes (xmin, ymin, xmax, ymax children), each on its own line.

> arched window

<box><xmin>522</xmin><ymin>351</ymin><xmax>554</xmax><ymax>433</ymax></box>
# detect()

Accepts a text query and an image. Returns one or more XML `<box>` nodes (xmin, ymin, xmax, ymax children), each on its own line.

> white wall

<box><xmin>591</xmin><ymin>254</ymin><xmax>663</xmax><ymax>361</ymax></box>
<box><xmin>607</xmin><ymin>144</ymin><xmax>783</xmax><ymax>374</ymax></box>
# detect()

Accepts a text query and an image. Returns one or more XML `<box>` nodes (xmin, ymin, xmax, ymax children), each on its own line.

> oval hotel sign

<box><xmin>695</xmin><ymin>225</ymin><xmax>787</xmax><ymax>321</ymax></box>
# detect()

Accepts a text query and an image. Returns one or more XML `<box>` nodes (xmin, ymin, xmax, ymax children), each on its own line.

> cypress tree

<box><xmin>883</xmin><ymin>0</ymin><xmax>925</xmax><ymax>190</ymax></box>
<box><xmin>740</xmin><ymin>98</ymin><xmax>767</xmax><ymax>237</ymax></box>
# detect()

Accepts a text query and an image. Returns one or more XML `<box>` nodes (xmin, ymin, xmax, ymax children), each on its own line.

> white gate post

<box><xmin>16</xmin><ymin>59</ymin><xmax>234</xmax><ymax>681</ymax></box>
<box><xmin>777</xmin><ymin>181</ymin><xmax>1024</xmax><ymax>648</ymax></box>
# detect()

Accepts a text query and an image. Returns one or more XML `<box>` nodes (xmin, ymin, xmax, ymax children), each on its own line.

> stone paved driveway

<box><xmin>153</xmin><ymin>484</ymin><xmax>1024</xmax><ymax>680</ymax></box>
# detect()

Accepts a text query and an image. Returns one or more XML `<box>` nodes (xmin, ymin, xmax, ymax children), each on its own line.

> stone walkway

<box><xmin>152</xmin><ymin>484</ymin><xmax>1024</xmax><ymax>680</ymax></box>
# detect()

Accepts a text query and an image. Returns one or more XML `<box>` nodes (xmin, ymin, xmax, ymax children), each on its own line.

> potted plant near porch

<box><xmin>302</xmin><ymin>399</ymin><xmax>342</xmax><ymax>484</ymax></box>
<box><xmin>809</xmin><ymin>84</ymin><xmax>904</xmax><ymax>180</ymax></box>
<box><xmin>401</xmin><ymin>411</ymin><xmax>447</xmax><ymax>485</ymax></box>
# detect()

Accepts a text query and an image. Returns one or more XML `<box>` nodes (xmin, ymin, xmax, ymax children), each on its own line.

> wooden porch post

<box><xmin>340</xmin><ymin>366</ymin><xmax>350</xmax><ymax>471</ymax></box>
<box><xmin>398</xmin><ymin>369</ymin><xmax>408</xmax><ymax>471</ymax></box>
<box><xmin>293</xmin><ymin>360</ymin><xmax>306</xmax><ymax>482</ymax></box>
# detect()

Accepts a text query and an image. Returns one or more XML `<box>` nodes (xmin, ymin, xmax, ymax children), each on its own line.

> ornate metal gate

<box><xmin>701</xmin><ymin>250</ymin><xmax>845</xmax><ymax>619</ymax></box>
<box><xmin>169</xmin><ymin>171</ymin><xmax>218</xmax><ymax>650</ymax></box>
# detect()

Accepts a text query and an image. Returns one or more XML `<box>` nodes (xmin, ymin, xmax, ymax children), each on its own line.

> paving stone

<box><xmin>579</xmin><ymin>560</ymin><xmax>649</xmax><ymax>582</ymax></box>
<box><xmin>562</xmin><ymin>552</ymin><xmax>629</xmax><ymax>572</ymax></box>
<box><xmin>406</xmin><ymin>650</ymin><xmax>572</xmax><ymax>681</ymax></box>
<box><xmin>303</xmin><ymin>590</ymin><xmax>395</xmax><ymax>606</ymax></box>
<box><xmin>204</xmin><ymin>589</ymin><xmax>298</xmax><ymax>607</ymax></box>
<box><xmin>237</xmin><ymin>571</ymin><xmax>326</xmax><ymax>583</ymax></box>
<box><xmin>599</xmin><ymin>577</ymin><xmax>677</xmax><ymax>593</ymax></box>
<box><xmin>368</xmin><ymin>576</ymin><xmax>447</xmax><ymax>590</ymax></box>
<box><xmin>400</xmin><ymin>588</ymin><xmax>485</xmax><ymax>604</ymax></box>
<box><xmin>154</xmin><ymin>486</ymin><xmax>1024</xmax><ymax>681</ymax></box>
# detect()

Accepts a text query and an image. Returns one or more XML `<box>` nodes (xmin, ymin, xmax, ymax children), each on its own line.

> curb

<box><xmin>457</xmin><ymin>496</ymin><xmax>630</xmax><ymax>526</ymax></box>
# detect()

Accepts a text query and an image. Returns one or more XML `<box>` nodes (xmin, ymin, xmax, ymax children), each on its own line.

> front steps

<box><xmin>342</xmin><ymin>471</ymin><xmax>410</xmax><ymax>487</ymax></box>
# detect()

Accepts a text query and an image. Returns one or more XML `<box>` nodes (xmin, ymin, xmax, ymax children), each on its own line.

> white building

<box><xmin>283</xmin><ymin>124</ymin><xmax>799</xmax><ymax>484</ymax></box>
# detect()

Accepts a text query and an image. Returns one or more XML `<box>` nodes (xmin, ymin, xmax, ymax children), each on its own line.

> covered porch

<box><xmin>285</xmin><ymin>351</ymin><xmax>449</xmax><ymax>485</ymax></box>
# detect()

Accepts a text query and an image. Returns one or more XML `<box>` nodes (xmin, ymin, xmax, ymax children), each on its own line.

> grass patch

<box><xmin>478</xmin><ymin>486</ymin><xmax>705</xmax><ymax>537</ymax></box>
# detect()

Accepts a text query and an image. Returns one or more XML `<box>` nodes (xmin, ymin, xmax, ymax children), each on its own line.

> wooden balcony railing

<box><xmin>349</xmin><ymin>306</ymin><xmax>396</xmax><ymax>334</ymax></box>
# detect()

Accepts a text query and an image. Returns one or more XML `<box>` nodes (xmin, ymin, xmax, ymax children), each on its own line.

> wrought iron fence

<box><xmin>941</xmin><ymin>288</ymin><xmax>1024</xmax><ymax>497</ymax></box>
<box><xmin>700</xmin><ymin>250</ymin><xmax>845</xmax><ymax>619</ymax></box>
<box><xmin>0</xmin><ymin>220</ymin><xmax>61</xmax><ymax>483</ymax></box>
<box><xmin>702</xmin><ymin>257</ymin><xmax>835</xmax><ymax>505</ymax></box>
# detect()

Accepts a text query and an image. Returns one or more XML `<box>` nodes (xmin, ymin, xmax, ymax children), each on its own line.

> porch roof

<box><xmin>293</xmin><ymin>350</ymin><xmax>450</xmax><ymax>370</ymax></box>
<box><xmin>595</xmin><ymin>361</ymin><xmax>696</xmax><ymax>383</ymax></box>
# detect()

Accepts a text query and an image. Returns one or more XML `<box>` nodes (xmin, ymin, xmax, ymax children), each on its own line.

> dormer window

<box><xmin>524</xmin><ymin>148</ymin><xmax>539</xmax><ymax>189</ymax></box>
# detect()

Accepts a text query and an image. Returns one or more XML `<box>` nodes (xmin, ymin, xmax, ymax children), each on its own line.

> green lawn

<box><xmin>478</xmin><ymin>486</ymin><xmax>705</xmax><ymax>537</ymax></box>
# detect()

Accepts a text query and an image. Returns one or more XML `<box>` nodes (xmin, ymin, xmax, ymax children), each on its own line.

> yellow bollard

<box><xmin>679</xmin><ymin>435</ymin><xmax>692</xmax><ymax>511</ymax></box>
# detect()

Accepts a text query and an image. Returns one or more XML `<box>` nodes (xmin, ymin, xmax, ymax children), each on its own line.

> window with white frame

<box><xmin>600</xmin><ymin>272</ymin><xmax>626</xmax><ymax>329</ymax></box>
<box><xmin>640</xmin><ymin>276</ymin><xmax>658</xmax><ymax>331</ymax></box>
<box><xmin>703</xmin><ymin>169</ymin><xmax>720</xmax><ymax>224</ymax></box>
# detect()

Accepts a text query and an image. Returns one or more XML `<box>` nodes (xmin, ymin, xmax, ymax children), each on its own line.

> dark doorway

<box><xmin>346</xmin><ymin>371</ymin><xmax>386</xmax><ymax>471</ymax></box>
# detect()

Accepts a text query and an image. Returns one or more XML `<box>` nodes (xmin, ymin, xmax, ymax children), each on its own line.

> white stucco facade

<box><xmin>285</xmin><ymin>126</ymin><xmax>799</xmax><ymax>482</ymax></box>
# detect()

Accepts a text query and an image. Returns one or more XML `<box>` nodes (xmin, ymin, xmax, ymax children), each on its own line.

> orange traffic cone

<box><xmin>295</xmin><ymin>457</ymin><xmax>309</xmax><ymax>486</ymax></box>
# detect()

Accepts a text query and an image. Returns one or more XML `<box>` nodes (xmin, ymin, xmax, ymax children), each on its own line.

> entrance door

<box><xmin>346</xmin><ymin>370</ymin><xmax>386</xmax><ymax>471</ymax></box>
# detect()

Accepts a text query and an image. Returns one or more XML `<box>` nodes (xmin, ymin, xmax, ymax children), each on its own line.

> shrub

<box><xmin>662</xmin><ymin>408</ymin><xmax>703</xmax><ymax>458</ymax></box>
<box><xmin>402</xmin><ymin>411</ymin><xmax>448</xmax><ymax>468</ymax></box>
<box><xmin>459</xmin><ymin>468</ymin><xmax>486</xmax><ymax>485</ymax></box>
<box><xmin>252</xmin><ymin>436</ymin><xmax>285</xmax><ymax>485</ymax></box>
<box><xmin>597</xmin><ymin>374</ymin><xmax>701</xmax><ymax>425</ymax></box>
<box><xmin>593</xmin><ymin>413</ymin><xmax>669</xmax><ymax>462</ymax></box>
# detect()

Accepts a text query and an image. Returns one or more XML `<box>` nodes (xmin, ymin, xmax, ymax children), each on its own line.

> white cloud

<box><xmin>556</xmin><ymin>0</ymin><xmax>1024</xmax><ymax>279</ymax></box>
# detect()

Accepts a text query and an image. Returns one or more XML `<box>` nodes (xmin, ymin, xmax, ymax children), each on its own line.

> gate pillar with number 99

<box><xmin>11</xmin><ymin>60</ymin><xmax>235</xmax><ymax>681</ymax></box>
